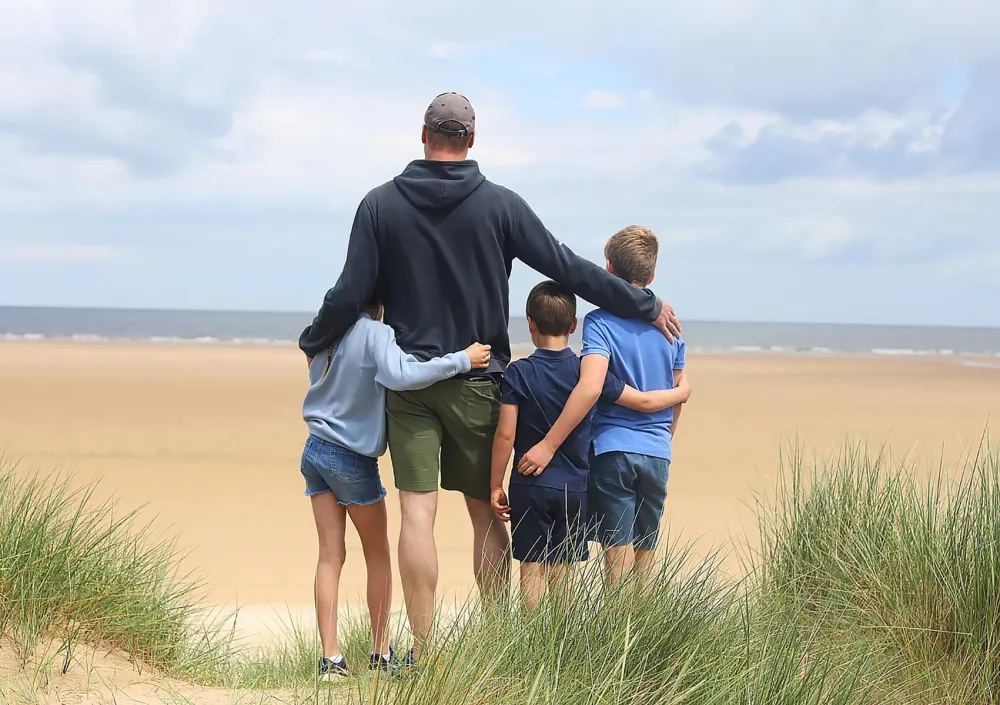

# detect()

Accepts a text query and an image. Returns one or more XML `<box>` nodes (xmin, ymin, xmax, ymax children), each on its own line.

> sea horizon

<box><xmin>2</xmin><ymin>305</ymin><xmax>1000</xmax><ymax>361</ymax></box>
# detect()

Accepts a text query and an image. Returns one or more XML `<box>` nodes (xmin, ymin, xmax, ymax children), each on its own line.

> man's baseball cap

<box><xmin>424</xmin><ymin>92</ymin><xmax>475</xmax><ymax>138</ymax></box>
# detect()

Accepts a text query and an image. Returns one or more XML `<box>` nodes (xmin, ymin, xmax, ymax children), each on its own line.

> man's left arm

<box><xmin>298</xmin><ymin>199</ymin><xmax>379</xmax><ymax>358</ymax></box>
<box><xmin>511</xmin><ymin>198</ymin><xmax>680</xmax><ymax>341</ymax></box>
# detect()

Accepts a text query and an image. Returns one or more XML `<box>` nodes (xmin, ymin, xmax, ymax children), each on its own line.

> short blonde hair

<box><xmin>604</xmin><ymin>225</ymin><xmax>658</xmax><ymax>287</ymax></box>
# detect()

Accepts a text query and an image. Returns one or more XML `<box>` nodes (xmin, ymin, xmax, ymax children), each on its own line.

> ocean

<box><xmin>2</xmin><ymin>306</ymin><xmax>1000</xmax><ymax>360</ymax></box>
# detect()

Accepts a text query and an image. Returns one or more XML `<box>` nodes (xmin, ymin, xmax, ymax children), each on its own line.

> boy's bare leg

<box><xmin>311</xmin><ymin>493</ymin><xmax>348</xmax><ymax>658</ymax></box>
<box><xmin>633</xmin><ymin>549</ymin><xmax>658</xmax><ymax>589</ymax></box>
<box><xmin>520</xmin><ymin>563</ymin><xmax>546</xmax><ymax>611</ymax></box>
<box><xmin>346</xmin><ymin>499</ymin><xmax>392</xmax><ymax>656</ymax></box>
<box><xmin>604</xmin><ymin>545</ymin><xmax>635</xmax><ymax>584</ymax></box>
<box><xmin>465</xmin><ymin>495</ymin><xmax>511</xmax><ymax>602</ymax></box>
<box><xmin>398</xmin><ymin>490</ymin><xmax>438</xmax><ymax>660</ymax></box>
<box><xmin>546</xmin><ymin>563</ymin><xmax>575</xmax><ymax>611</ymax></box>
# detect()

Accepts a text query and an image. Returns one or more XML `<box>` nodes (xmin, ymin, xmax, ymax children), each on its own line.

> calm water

<box><xmin>3</xmin><ymin>306</ymin><xmax>1000</xmax><ymax>359</ymax></box>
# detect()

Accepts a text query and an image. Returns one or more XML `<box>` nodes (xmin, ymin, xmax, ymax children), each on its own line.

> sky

<box><xmin>1</xmin><ymin>0</ymin><xmax>999</xmax><ymax>326</ymax></box>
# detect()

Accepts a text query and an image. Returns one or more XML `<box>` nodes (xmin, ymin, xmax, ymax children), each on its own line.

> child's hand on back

<box><xmin>517</xmin><ymin>440</ymin><xmax>556</xmax><ymax>476</ymax></box>
<box><xmin>465</xmin><ymin>343</ymin><xmax>492</xmax><ymax>369</ymax></box>
<box><xmin>490</xmin><ymin>487</ymin><xmax>510</xmax><ymax>522</ymax></box>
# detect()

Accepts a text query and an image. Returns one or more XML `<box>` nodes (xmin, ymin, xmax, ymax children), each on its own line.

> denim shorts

<box><xmin>300</xmin><ymin>435</ymin><xmax>386</xmax><ymax>506</ymax></box>
<box><xmin>589</xmin><ymin>451</ymin><xmax>670</xmax><ymax>551</ymax></box>
<box><xmin>509</xmin><ymin>485</ymin><xmax>589</xmax><ymax>564</ymax></box>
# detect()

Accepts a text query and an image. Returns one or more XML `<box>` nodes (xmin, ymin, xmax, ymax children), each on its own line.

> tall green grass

<box><xmin>4</xmin><ymin>442</ymin><xmax>1000</xmax><ymax>704</ymax></box>
<box><xmin>0</xmin><ymin>461</ymin><xmax>221</xmax><ymax>677</ymax></box>
<box><xmin>757</xmin><ymin>440</ymin><xmax>1000</xmax><ymax>701</ymax></box>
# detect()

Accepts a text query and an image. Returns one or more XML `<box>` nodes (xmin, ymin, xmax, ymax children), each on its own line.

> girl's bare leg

<box><xmin>311</xmin><ymin>493</ymin><xmax>348</xmax><ymax>658</ymax></box>
<box><xmin>346</xmin><ymin>499</ymin><xmax>392</xmax><ymax>656</ymax></box>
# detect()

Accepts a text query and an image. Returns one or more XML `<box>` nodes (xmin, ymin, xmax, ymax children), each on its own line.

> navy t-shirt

<box><xmin>500</xmin><ymin>347</ymin><xmax>625</xmax><ymax>492</ymax></box>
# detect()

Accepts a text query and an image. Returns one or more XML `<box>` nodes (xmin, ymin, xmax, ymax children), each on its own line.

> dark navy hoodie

<box><xmin>299</xmin><ymin>160</ymin><xmax>661</xmax><ymax>375</ymax></box>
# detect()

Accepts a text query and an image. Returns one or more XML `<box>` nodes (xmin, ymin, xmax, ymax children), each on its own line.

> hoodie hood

<box><xmin>393</xmin><ymin>159</ymin><xmax>486</xmax><ymax>211</ymax></box>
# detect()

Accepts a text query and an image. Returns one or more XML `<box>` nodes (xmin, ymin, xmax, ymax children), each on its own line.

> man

<box><xmin>299</xmin><ymin>92</ymin><xmax>681</xmax><ymax>665</ymax></box>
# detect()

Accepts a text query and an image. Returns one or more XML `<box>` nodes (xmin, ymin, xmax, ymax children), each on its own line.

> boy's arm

<box><xmin>616</xmin><ymin>373</ymin><xmax>691</xmax><ymax>413</ymax></box>
<box><xmin>670</xmin><ymin>340</ymin><xmax>687</xmax><ymax>437</ymax></box>
<box><xmin>670</xmin><ymin>369</ymin><xmax>685</xmax><ymax>437</ymax></box>
<box><xmin>516</xmin><ymin>354</ymin><xmax>609</xmax><ymax>476</ymax></box>
<box><xmin>490</xmin><ymin>404</ymin><xmax>518</xmax><ymax>522</ymax></box>
<box><xmin>370</xmin><ymin>325</ymin><xmax>482</xmax><ymax>392</ymax></box>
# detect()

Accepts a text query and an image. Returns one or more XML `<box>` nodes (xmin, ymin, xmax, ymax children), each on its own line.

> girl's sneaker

<box><xmin>369</xmin><ymin>647</ymin><xmax>394</xmax><ymax>672</ymax></box>
<box><xmin>318</xmin><ymin>656</ymin><xmax>349</xmax><ymax>681</ymax></box>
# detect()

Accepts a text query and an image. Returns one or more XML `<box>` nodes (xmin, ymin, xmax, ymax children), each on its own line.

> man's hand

<box><xmin>465</xmin><ymin>343</ymin><xmax>492</xmax><ymax>369</ymax></box>
<box><xmin>490</xmin><ymin>487</ymin><xmax>510</xmax><ymax>522</ymax></box>
<box><xmin>517</xmin><ymin>440</ymin><xmax>556</xmax><ymax>476</ymax></box>
<box><xmin>653</xmin><ymin>299</ymin><xmax>681</xmax><ymax>343</ymax></box>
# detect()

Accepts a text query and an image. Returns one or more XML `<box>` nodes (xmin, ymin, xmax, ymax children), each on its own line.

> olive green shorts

<box><xmin>386</xmin><ymin>377</ymin><xmax>500</xmax><ymax>501</ymax></box>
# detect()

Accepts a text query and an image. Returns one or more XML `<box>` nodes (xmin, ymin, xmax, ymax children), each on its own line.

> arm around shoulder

<box><xmin>509</xmin><ymin>197</ymin><xmax>660</xmax><ymax>322</ymax></box>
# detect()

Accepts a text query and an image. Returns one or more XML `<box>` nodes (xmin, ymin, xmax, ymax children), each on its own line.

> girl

<box><xmin>301</xmin><ymin>297</ymin><xmax>490</xmax><ymax>679</ymax></box>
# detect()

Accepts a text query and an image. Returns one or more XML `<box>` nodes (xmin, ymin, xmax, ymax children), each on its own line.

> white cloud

<box><xmin>0</xmin><ymin>0</ymin><xmax>998</xmax><ymax>323</ymax></box>
<box><xmin>581</xmin><ymin>91</ymin><xmax>627</xmax><ymax>109</ymax></box>
<box><xmin>306</xmin><ymin>48</ymin><xmax>351</xmax><ymax>62</ymax></box>
<box><xmin>427</xmin><ymin>42</ymin><xmax>463</xmax><ymax>59</ymax></box>
<box><xmin>0</xmin><ymin>244</ymin><xmax>127</xmax><ymax>263</ymax></box>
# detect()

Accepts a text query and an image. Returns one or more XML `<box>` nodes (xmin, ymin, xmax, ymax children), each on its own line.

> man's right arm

<box><xmin>510</xmin><ymin>197</ymin><xmax>680</xmax><ymax>339</ymax></box>
<box><xmin>298</xmin><ymin>199</ymin><xmax>379</xmax><ymax>358</ymax></box>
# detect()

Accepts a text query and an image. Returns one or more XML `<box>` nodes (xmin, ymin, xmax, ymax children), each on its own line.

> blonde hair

<box><xmin>604</xmin><ymin>225</ymin><xmax>658</xmax><ymax>287</ymax></box>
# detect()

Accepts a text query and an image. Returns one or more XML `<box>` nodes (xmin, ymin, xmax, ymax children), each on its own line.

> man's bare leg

<box><xmin>465</xmin><ymin>495</ymin><xmax>511</xmax><ymax>602</ymax></box>
<box><xmin>398</xmin><ymin>490</ymin><xmax>438</xmax><ymax>660</ymax></box>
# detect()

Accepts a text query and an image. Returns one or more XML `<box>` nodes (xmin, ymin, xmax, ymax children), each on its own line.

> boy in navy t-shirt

<box><xmin>490</xmin><ymin>281</ymin><xmax>690</xmax><ymax>609</ymax></box>
<box><xmin>517</xmin><ymin>227</ymin><xmax>687</xmax><ymax>587</ymax></box>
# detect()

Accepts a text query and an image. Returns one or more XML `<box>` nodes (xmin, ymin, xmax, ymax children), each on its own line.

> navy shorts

<box><xmin>509</xmin><ymin>484</ymin><xmax>589</xmax><ymax>564</ymax></box>
<box><xmin>589</xmin><ymin>451</ymin><xmax>669</xmax><ymax>551</ymax></box>
<box><xmin>300</xmin><ymin>435</ymin><xmax>386</xmax><ymax>506</ymax></box>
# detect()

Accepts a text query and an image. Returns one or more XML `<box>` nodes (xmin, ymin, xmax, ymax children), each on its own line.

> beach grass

<box><xmin>3</xmin><ymin>440</ymin><xmax>1000</xmax><ymax>703</ymax></box>
<box><xmin>0</xmin><ymin>460</ymin><xmax>225</xmax><ymax>681</ymax></box>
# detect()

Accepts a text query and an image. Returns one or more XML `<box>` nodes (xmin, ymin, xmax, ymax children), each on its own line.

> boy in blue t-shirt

<box><xmin>490</xmin><ymin>280</ymin><xmax>690</xmax><ymax>609</ymax></box>
<box><xmin>516</xmin><ymin>226</ymin><xmax>687</xmax><ymax>586</ymax></box>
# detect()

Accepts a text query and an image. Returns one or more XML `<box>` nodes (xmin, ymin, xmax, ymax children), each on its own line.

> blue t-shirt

<box><xmin>582</xmin><ymin>309</ymin><xmax>686</xmax><ymax>461</ymax></box>
<box><xmin>501</xmin><ymin>348</ymin><xmax>625</xmax><ymax>492</ymax></box>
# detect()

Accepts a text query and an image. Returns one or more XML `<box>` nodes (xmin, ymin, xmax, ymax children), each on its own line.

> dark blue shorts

<box><xmin>509</xmin><ymin>484</ymin><xmax>589</xmax><ymax>564</ymax></box>
<box><xmin>300</xmin><ymin>435</ymin><xmax>386</xmax><ymax>506</ymax></box>
<box><xmin>589</xmin><ymin>451</ymin><xmax>670</xmax><ymax>551</ymax></box>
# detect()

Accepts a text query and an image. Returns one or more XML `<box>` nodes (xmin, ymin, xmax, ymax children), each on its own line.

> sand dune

<box><xmin>2</xmin><ymin>342</ymin><xmax>998</xmax><ymax>639</ymax></box>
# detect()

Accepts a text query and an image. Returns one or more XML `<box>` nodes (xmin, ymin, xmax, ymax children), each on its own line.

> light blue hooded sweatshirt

<box><xmin>302</xmin><ymin>314</ymin><xmax>471</xmax><ymax>457</ymax></box>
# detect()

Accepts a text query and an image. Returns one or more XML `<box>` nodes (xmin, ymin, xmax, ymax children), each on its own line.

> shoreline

<box><xmin>3</xmin><ymin>337</ymin><xmax>1000</xmax><ymax>365</ymax></box>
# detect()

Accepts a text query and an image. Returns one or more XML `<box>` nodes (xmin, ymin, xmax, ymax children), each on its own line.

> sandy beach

<box><xmin>2</xmin><ymin>341</ymin><xmax>999</xmax><ymax>636</ymax></box>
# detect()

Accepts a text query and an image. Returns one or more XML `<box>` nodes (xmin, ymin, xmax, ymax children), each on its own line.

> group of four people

<box><xmin>297</xmin><ymin>92</ymin><xmax>686</xmax><ymax>679</ymax></box>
